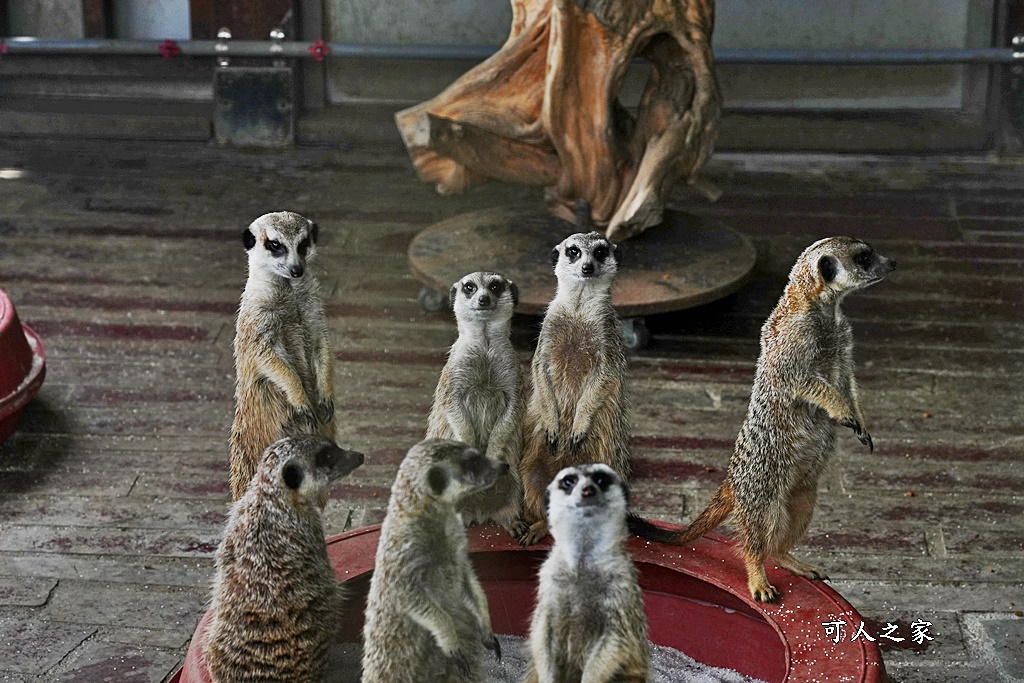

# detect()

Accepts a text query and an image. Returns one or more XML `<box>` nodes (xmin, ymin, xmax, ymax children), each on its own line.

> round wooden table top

<box><xmin>408</xmin><ymin>207</ymin><xmax>757</xmax><ymax>317</ymax></box>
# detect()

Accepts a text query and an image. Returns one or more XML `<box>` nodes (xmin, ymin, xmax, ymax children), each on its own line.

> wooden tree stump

<box><xmin>395</xmin><ymin>0</ymin><xmax>721</xmax><ymax>242</ymax></box>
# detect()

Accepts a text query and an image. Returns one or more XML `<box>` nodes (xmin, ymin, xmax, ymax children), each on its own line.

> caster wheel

<box><xmin>620</xmin><ymin>317</ymin><xmax>650</xmax><ymax>351</ymax></box>
<box><xmin>418</xmin><ymin>286</ymin><xmax>450</xmax><ymax>313</ymax></box>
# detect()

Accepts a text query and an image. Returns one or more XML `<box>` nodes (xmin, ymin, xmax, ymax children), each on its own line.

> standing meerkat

<box><xmin>362</xmin><ymin>439</ymin><xmax>505</xmax><ymax>683</ymax></box>
<box><xmin>231</xmin><ymin>211</ymin><xmax>336</xmax><ymax>502</ymax></box>
<box><xmin>426</xmin><ymin>271</ymin><xmax>525</xmax><ymax>532</ymax></box>
<box><xmin>517</xmin><ymin>230</ymin><xmax>630</xmax><ymax>546</ymax></box>
<box><xmin>204</xmin><ymin>435</ymin><xmax>364</xmax><ymax>683</ymax></box>
<box><xmin>630</xmin><ymin>237</ymin><xmax>896</xmax><ymax>603</ymax></box>
<box><xmin>525</xmin><ymin>463</ymin><xmax>649</xmax><ymax>683</ymax></box>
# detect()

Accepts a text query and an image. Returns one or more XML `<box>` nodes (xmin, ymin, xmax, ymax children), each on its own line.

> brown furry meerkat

<box><xmin>230</xmin><ymin>211</ymin><xmax>337</xmax><ymax>502</ymax></box>
<box><xmin>517</xmin><ymin>230</ymin><xmax>630</xmax><ymax>546</ymax></box>
<box><xmin>426</xmin><ymin>271</ymin><xmax>525</xmax><ymax>532</ymax></box>
<box><xmin>525</xmin><ymin>463</ymin><xmax>649</xmax><ymax>683</ymax></box>
<box><xmin>630</xmin><ymin>236</ymin><xmax>896</xmax><ymax>602</ymax></box>
<box><xmin>362</xmin><ymin>439</ymin><xmax>505</xmax><ymax>683</ymax></box>
<box><xmin>204</xmin><ymin>435</ymin><xmax>364</xmax><ymax>683</ymax></box>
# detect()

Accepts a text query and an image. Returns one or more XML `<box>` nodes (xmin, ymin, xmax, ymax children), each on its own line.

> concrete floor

<box><xmin>0</xmin><ymin>135</ymin><xmax>1021</xmax><ymax>682</ymax></box>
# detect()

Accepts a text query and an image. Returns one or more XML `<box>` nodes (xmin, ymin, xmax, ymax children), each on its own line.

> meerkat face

<box><xmin>406</xmin><ymin>439</ymin><xmax>509</xmax><ymax>503</ymax></box>
<box><xmin>808</xmin><ymin>236</ymin><xmax>897</xmax><ymax>294</ymax></box>
<box><xmin>242</xmin><ymin>211</ymin><xmax>319</xmax><ymax>282</ymax></box>
<box><xmin>449</xmin><ymin>271</ymin><xmax>518</xmax><ymax>323</ymax></box>
<box><xmin>545</xmin><ymin>463</ymin><xmax>628</xmax><ymax>521</ymax></box>
<box><xmin>262</xmin><ymin>435</ymin><xmax>364</xmax><ymax>502</ymax></box>
<box><xmin>551</xmin><ymin>232</ymin><xmax>619</xmax><ymax>284</ymax></box>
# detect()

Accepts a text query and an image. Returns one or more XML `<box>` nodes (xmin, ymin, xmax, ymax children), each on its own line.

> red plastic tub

<box><xmin>172</xmin><ymin>524</ymin><xmax>888</xmax><ymax>682</ymax></box>
<box><xmin>0</xmin><ymin>289</ymin><xmax>46</xmax><ymax>444</ymax></box>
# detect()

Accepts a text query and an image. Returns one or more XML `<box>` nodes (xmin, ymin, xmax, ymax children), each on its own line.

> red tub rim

<box><xmin>172</xmin><ymin>523</ymin><xmax>888</xmax><ymax>683</ymax></box>
<box><xmin>0</xmin><ymin>290</ymin><xmax>46</xmax><ymax>426</ymax></box>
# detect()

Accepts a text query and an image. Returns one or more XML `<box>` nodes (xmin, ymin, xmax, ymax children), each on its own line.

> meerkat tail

<box><xmin>627</xmin><ymin>482</ymin><xmax>734</xmax><ymax>545</ymax></box>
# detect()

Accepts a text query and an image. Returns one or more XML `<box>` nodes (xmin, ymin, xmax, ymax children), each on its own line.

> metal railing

<box><xmin>0</xmin><ymin>37</ymin><xmax>1021</xmax><ymax>65</ymax></box>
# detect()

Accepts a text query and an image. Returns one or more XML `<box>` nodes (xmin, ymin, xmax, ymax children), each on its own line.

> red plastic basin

<box><xmin>172</xmin><ymin>524</ymin><xmax>889</xmax><ymax>682</ymax></box>
<box><xmin>0</xmin><ymin>289</ymin><xmax>46</xmax><ymax>444</ymax></box>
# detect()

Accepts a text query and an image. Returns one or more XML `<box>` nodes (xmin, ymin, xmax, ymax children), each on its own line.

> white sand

<box><xmin>327</xmin><ymin>634</ymin><xmax>769</xmax><ymax>682</ymax></box>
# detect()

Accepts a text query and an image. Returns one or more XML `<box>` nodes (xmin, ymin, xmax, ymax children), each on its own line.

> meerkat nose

<box><xmin>478</xmin><ymin>294</ymin><xmax>491</xmax><ymax>307</ymax></box>
<box><xmin>580</xmin><ymin>484</ymin><xmax>597</xmax><ymax>498</ymax></box>
<box><xmin>581</xmin><ymin>262</ymin><xmax>595</xmax><ymax>275</ymax></box>
<box><xmin>290</xmin><ymin>265</ymin><xmax>304</xmax><ymax>278</ymax></box>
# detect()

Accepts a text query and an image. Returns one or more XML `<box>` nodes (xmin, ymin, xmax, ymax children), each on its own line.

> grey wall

<box><xmin>324</xmin><ymin>0</ymin><xmax>995</xmax><ymax>111</ymax></box>
<box><xmin>8</xmin><ymin>0</ymin><xmax>85</xmax><ymax>38</ymax></box>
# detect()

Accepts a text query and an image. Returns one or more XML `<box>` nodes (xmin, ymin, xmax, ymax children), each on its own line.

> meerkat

<box><xmin>426</xmin><ymin>271</ymin><xmax>525</xmax><ymax>532</ymax></box>
<box><xmin>629</xmin><ymin>237</ymin><xmax>896</xmax><ymax>603</ymax></box>
<box><xmin>517</xmin><ymin>230</ymin><xmax>630</xmax><ymax>546</ymax></box>
<box><xmin>204</xmin><ymin>435</ymin><xmax>364</xmax><ymax>683</ymax></box>
<box><xmin>525</xmin><ymin>463</ymin><xmax>649</xmax><ymax>683</ymax></box>
<box><xmin>230</xmin><ymin>211</ymin><xmax>337</xmax><ymax>502</ymax></box>
<box><xmin>362</xmin><ymin>439</ymin><xmax>505</xmax><ymax>683</ymax></box>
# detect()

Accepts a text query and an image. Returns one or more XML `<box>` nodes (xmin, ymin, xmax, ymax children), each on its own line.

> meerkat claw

<box><xmin>545</xmin><ymin>431</ymin><xmax>559</xmax><ymax>452</ymax></box>
<box><xmin>485</xmin><ymin>633</ymin><xmax>501</xmax><ymax>662</ymax></box>
<box><xmin>316</xmin><ymin>398</ymin><xmax>334</xmax><ymax>423</ymax></box>
<box><xmin>858</xmin><ymin>431</ymin><xmax>874</xmax><ymax>453</ymax></box>
<box><xmin>753</xmin><ymin>585</ymin><xmax>781</xmax><ymax>603</ymax></box>
<box><xmin>568</xmin><ymin>433</ymin><xmax>585</xmax><ymax>454</ymax></box>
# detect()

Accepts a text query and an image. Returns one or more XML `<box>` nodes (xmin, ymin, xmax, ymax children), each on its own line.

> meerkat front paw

<box><xmin>857</xmin><ymin>430</ymin><xmax>874</xmax><ymax>453</ymax></box>
<box><xmin>448</xmin><ymin>649</ymin><xmax>473</xmax><ymax>678</ymax></box>
<box><xmin>568</xmin><ymin>432</ymin><xmax>585</xmax><ymax>454</ymax></box>
<box><xmin>545</xmin><ymin>430</ymin><xmax>559</xmax><ymax>453</ymax></box>
<box><xmin>517</xmin><ymin>521</ymin><xmax>550</xmax><ymax>547</ymax></box>
<box><xmin>483</xmin><ymin>632</ymin><xmax>501</xmax><ymax>662</ymax></box>
<box><xmin>287</xmin><ymin>407</ymin><xmax>318</xmax><ymax>433</ymax></box>
<box><xmin>316</xmin><ymin>397</ymin><xmax>334</xmax><ymax>423</ymax></box>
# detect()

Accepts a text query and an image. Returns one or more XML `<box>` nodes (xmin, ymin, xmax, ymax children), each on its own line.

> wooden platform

<box><xmin>408</xmin><ymin>208</ymin><xmax>757</xmax><ymax>317</ymax></box>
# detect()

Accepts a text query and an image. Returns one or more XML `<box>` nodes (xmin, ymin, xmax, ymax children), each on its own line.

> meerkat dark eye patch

<box><xmin>242</xmin><ymin>228</ymin><xmax>257</xmax><ymax>250</ymax></box>
<box><xmin>592</xmin><ymin>245</ymin><xmax>609</xmax><ymax>262</ymax></box>
<box><xmin>565</xmin><ymin>245</ymin><xmax>581</xmax><ymax>263</ymax></box>
<box><xmin>488</xmin><ymin>280</ymin><xmax>505</xmax><ymax>297</ymax></box>
<box><xmin>462</xmin><ymin>282</ymin><xmax>477</xmax><ymax>297</ymax></box>
<box><xmin>282</xmin><ymin>461</ymin><xmax>304</xmax><ymax>490</ymax></box>
<box><xmin>558</xmin><ymin>474</ymin><xmax>578</xmax><ymax>492</ymax></box>
<box><xmin>853</xmin><ymin>250</ymin><xmax>874</xmax><ymax>270</ymax></box>
<box><xmin>818</xmin><ymin>255</ymin><xmax>838</xmax><ymax>283</ymax></box>
<box><xmin>427</xmin><ymin>466</ymin><xmax>449</xmax><ymax>496</ymax></box>
<box><xmin>591</xmin><ymin>471</ymin><xmax>612</xmax><ymax>491</ymax></box>
<box><xmin>265</xmin><ymin>239</ymin><xmax>285</xmax><ymax>255</ymax></box>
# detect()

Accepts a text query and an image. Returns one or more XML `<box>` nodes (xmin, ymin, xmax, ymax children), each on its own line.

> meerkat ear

<box><xmin>550</xmin><ymin>247</ymin><xmax>560</xmax><ymax>267</ymax></box>
<box><xmin>282</xmin><ymin>461</ymin><xmax>304</xmax><ymax>490</ymax></box>
<box><xmin>509</xmin><ymin>281</ymin><xmax>519</xmax><ymax>307</ymax></box>
<box><xmin>543</xmin><ymin>488</ymin><xmax>551</xmax><ymax>516</ymax></box>
<box><xmin>309</xmin><ymin>221</ymin><xmax>319</xmax><ymax>245</ymax></box>
<box><xmin>242</xmin><ymin>228</ymin><xmax>257</xmax><ymax>250</ymax></box>
<box><xmin>449</xmin><ymin>284</ymin><xmax>458</xmax><ymax>310</ymax></box>
<box><xmin>818</xmin><ymin>255</ymin><xmax>838</xmax><ymax>283</ymax></box>
<box><xmin>621</xmin><ymin>481</ymin><xmax>631</xmax><ymax>507</ymax></box>
<box><xmin>427</xmin><ymin>466</ymin><xmax>449</xmax><ymax>496</ymax></box>
<box><xmin>612</xmin><ymin>243</ymin><xmax>622</xmax><ymax>267</ymax></box>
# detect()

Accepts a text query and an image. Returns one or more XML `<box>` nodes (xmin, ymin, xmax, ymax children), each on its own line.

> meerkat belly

<box><xmin>547</xmin><ymin>316</ymin><xmax>599</xmax><ymax>405</ymax></box>
<box><xmin>460</xmin><ymin>358</ymin><xmax>508</xmax><ymax>447</ymax></box>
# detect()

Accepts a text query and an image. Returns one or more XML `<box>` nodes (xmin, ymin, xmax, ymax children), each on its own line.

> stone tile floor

<box><xmin>0</xmin><ymin>136</ymin><xmax>1021</xmax><ymax>682</ymax></box>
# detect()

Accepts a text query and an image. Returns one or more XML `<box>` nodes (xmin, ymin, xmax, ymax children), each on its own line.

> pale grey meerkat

<box><xmin>629</xmin><ymin>236</ymin><xmax>896</xmax><ymax>603</ymax></box>
<box><xmin>362</xmin><ymin>439</ymin><xmax>505</xmax><ymax>683</ymax></box>
<box><xmin>517</xmin><ymin>230</ymin><xmax>630</xmax><ymax>546</ymax></box>
<box><xmin>426</xmin><ymin>271</ymin><xmax>525</xmax><ymax>532</ymax></box>
<box><xmin>230</xmin><ymin>211</ymin><xmax>337</xmax><ymax>503</ymax></box>
<box><xmin>524</xmin><ymin>463</ymin><xmax>649</xmax><ymax>683</ymax></box>
<box><xmin>204</xmin><ymin>435</ymin><xmax>364</xmax><ymax>683</ymax></box>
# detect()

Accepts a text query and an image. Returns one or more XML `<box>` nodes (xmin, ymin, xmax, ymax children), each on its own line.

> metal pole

<box><xmin>0</xmin><ymin>38</ymin><xmax>1021</xmax><ymax>64</ymax></box>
